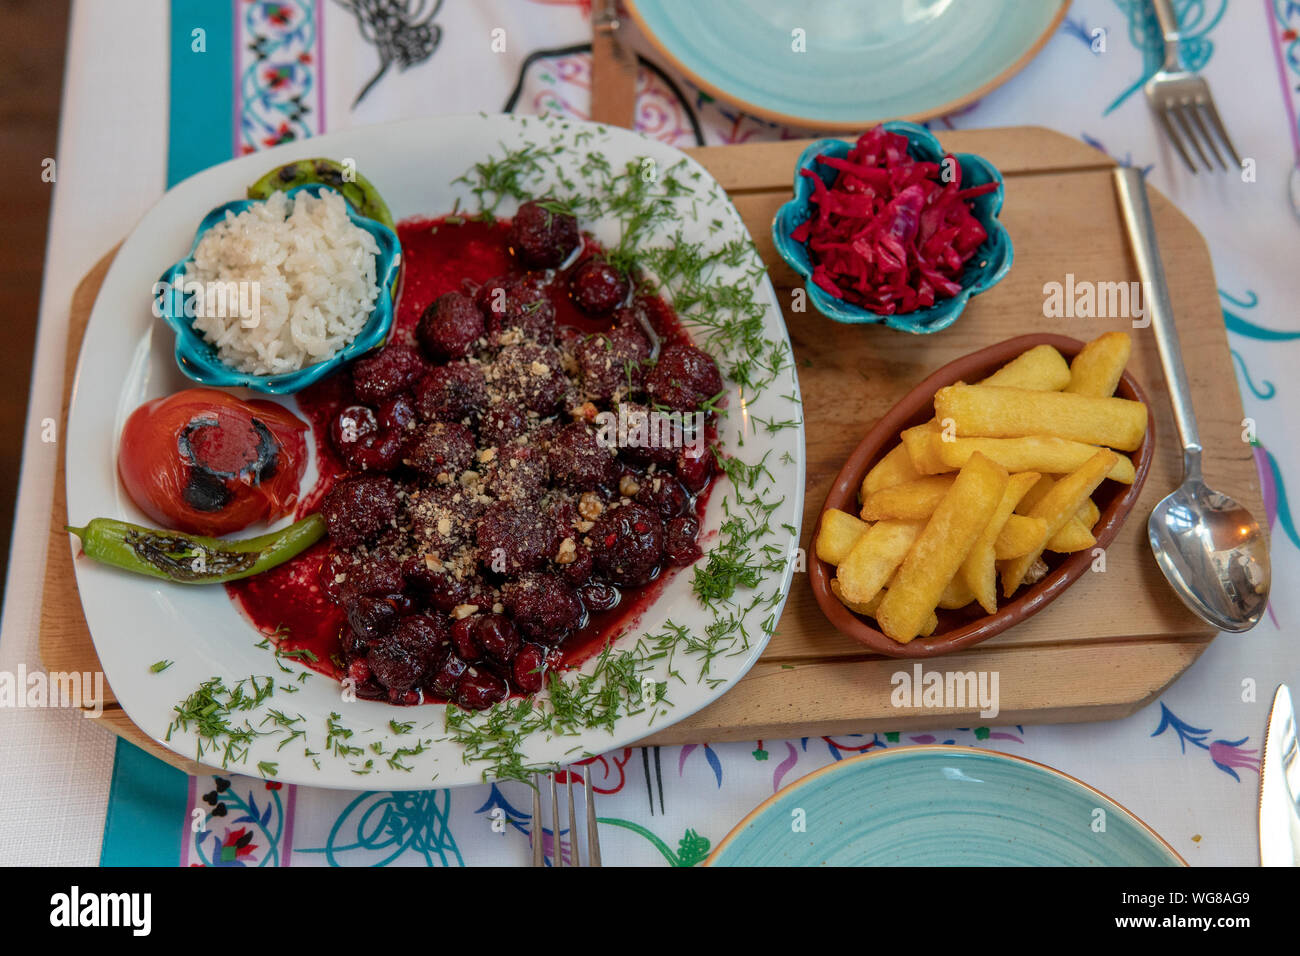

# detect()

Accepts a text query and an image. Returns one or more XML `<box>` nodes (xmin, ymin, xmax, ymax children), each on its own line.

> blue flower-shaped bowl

<box><xmin>156</xmin><ymin>183</ymin><xmax>402</xmax><ymax>395</ymax></box>
<box><xmin>772</xmin><ymin>121</ymin><xmax>1012</xmax><ymax>334</ymax></box>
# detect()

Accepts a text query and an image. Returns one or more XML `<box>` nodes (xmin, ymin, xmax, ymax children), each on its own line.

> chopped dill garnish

<box><xmin>166</xmin><ymin>675</ymin><xmax>274</xmax><ymax>768</ymax></box>
<box><xmin>326</xmin><ymin>711</ymin><xmax>364</xmax><ymax>759</ymax></box>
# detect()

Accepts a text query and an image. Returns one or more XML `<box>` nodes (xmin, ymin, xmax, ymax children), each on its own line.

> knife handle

<box><xmin>594</xmin><ymin>0</ymin><xmax>620</xmax><ymax>31</ymax></box>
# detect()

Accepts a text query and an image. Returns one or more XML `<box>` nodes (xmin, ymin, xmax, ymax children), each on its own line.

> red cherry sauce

<box><xmin>228</xmin><ymin>214</ymin><xmax>718</xmax><ymax>696</ymax></box>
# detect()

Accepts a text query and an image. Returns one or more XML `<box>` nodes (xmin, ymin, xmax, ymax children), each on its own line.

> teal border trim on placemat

<box><xmin>167</xmin><ymin>0</ymin><xmax>235</xmax><ymax>186</ymax></box>
<box><xmin>100</xmin><ymin>740</ymin><xmax>191</xmax><ymax>866</ymax></box>
<box><xmin>100</xmin><ymin>0</ymin><xmax>236</xmax><ymax>867</ymax></box>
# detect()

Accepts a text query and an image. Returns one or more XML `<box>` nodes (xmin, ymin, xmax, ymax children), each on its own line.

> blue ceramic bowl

<box><xmin>772</xmin><ymin>121</ymin><xmax>1012</xmax><ymax>334</ymax></box>
<box><xmin>156</xmin><ymin>184</ymin><xmax>402</xmax><ymax>395</ymax></box>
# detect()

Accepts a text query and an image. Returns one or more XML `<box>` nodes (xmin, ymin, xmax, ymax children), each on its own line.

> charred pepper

<box><xmin>66</xmin><ymin>514</ymin><xmax>324</xmax><ymax>585</ymax></box>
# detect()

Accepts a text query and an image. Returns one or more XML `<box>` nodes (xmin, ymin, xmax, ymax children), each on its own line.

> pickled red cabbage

<box><xmin>790</xmin><ymin>127</ymin><xmax>998</xmax><ymax>315</ymax></box>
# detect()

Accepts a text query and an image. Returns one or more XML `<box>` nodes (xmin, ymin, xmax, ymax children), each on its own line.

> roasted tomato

<box><xmin>118</xmin><ymin>388</ymin><xmax>308</xmax><ymax>536</ymax></box>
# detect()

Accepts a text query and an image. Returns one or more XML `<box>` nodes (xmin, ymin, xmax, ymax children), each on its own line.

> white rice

<box><xmin>183</xmin><ymin>189</ymin><xmax>384</xmax><ymax>375</ymax></box>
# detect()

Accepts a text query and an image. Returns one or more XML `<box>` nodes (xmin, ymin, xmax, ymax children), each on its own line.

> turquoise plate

<box><xmin>708</xmin><ymin>746</ymin><xmax>1185</xmax><ymax>866</ymax></box>
<box><xmin>627</xmin><ymin>0</ymin><xmax>1068</xmax><ymax>129</ymax></box>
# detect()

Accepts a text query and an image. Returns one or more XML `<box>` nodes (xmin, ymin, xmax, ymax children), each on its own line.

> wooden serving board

<box><xmin>40</xmin><ymin>127</ymin><xmax>1261</xmax><ymax>772</ymax></box>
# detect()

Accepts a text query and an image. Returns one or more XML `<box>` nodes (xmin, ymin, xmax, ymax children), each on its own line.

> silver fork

<box><xmin>530</xmin><ymin>767</ymin><xmax>602</xmax><ymax>867</ymax></box>
<box><xmin>1144</xmin><ymin>0</ymin><xmax>1240</xmax><ymax>173</ymax></box>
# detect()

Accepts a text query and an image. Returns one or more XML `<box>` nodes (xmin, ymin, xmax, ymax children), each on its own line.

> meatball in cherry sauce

<box><xmin>230</xmin><ymin>207</ymin><xmax>723</xmax><ymax>709</ymax></box>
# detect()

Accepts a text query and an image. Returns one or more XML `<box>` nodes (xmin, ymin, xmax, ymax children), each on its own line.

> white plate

<box><xmin>65</xmin><ymin>114</ymin><xmax>805</xmax><ymax>789</ymax></box>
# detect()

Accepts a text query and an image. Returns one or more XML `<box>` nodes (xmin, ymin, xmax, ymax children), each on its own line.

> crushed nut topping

<box><xmin>578</xmin><ymin>492</ymin><xmax>604</xmax><ymax>521</ymax></box>
<box><xmin>555</xmin><ymin>537</ymin><xmax>578</xmax><ymax>564</ymax></box>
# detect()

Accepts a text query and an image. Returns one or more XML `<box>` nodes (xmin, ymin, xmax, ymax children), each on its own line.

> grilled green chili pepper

<box><xmin>66</xmin><ymin>514</ymin><xmax>325</xmax><ymax>585</ymax></box>
<box><xmin>247</xmin><ymin>158</ymin><xmax>395</xmax><ymax>231</ymax></box>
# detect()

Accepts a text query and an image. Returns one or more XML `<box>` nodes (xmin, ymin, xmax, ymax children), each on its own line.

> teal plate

<box><xmin>627</xmin><ymin>0</ymin><xmax>1068</xmax><ymax>129</ymax></box>
<box><xmin>708</xmin><ymin>746</ymin><xmax>1185</xmax><ymax>866</ymax></box>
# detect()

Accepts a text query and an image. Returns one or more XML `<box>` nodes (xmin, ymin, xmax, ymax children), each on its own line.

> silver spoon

<box><xmin>1114</xmin><ymin>167</ymin><xmax>1270</xmax><ymax>632</ymax></box>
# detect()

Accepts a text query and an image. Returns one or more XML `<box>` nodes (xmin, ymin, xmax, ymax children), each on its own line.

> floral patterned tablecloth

<box><xmin>2</xmin><ymin>0</ymin><xmax>1298</xmax><ymax>867</ymax></box>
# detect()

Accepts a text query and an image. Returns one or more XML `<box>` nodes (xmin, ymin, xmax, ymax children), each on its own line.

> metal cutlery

<box><xmin>531</xmin><ymin>767</ymin><xmax>602</xmax><ymax>867</ymax></box>
<box><xmin>1114</xmin><ymin>167</ymin><xmax>1270</xmax><ymax>631</ymax></box>
<box><xmin>590</xmin><ymin>0</ymin><xmax>638</xmax><ymax>129</ymax></box>
<box><xmin>1144</xmin><ymin>0</ymin><xmax>1241</xmax><ymax>174</ymax></box>
<box><xmin>1259</xmin><ymin>683</ymin><xmax>1300</xmax><ymax>866</ymax></box>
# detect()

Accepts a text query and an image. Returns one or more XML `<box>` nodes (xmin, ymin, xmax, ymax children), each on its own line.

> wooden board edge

<box><xmin>94</xmin><ymin>706</ymin><xmax>222</xmax><ymax>776</ymax></box>
<box><xmin>39</xmin><ymin>245</ymin><xmax>120</xmax><ymax>691</ymax></box>
<box><xmin>684</xmin><ymin>125</ymin><xmax>1118</xmax><ymax>195</ymax></box>
<box><xmin>635</xmin><ymin>638</ymin><xmax>1210</xmax><ymax>746</ymax></box>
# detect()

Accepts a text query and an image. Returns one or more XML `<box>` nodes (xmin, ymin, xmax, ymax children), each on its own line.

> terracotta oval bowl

<box><xmin>809</xmin><ymin>333</ymin><xmax>1155</xmax><ymax>658</ymax></box>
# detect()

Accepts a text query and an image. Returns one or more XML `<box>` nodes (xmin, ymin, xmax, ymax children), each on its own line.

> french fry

<box><xmin>876</xmin><ymin>453</ymin><xmax>1009</xmax><ymax>643</ymax></box>
<box><xmin>815</xmin><ymin>509</ymin><xmax>870</xmax><ymax>566</ymax></box>
<box><xmin>999</xmin><ymin>554</ymin><xmax>1050</xmax><ymax>589</ymax></box>
<box><xmin>936</xmin><ymin>435</ymin><xmax>1135</xmax><ymax>484</ymax></box>
<box><xmin>831</xmin><ymin>578</ymin><xmax>883</xmax><ymax>616</ymax></box>
<box><xmin>1018</xmin><ymin>480</ymin><xmax>1100</xmax><ymax>544</ymax></box>
<box><xmin>993</xmin><ymin>514</ymin><xmax>1050</xmax><ymax>560</ymax></box>
<box><xmin>1065</xmin><ymin>332</ymin><xmax>1132</xmax><ymax>398</ymax></box>
<box><xmin>861</xmin><ymin>443</ymin><xmax>921</xmax><ymax>498</ymax></box>
<box><xmin>934</xmin><ymin>384</ymin><xmax>1148</xmax><ymax>452</ymax></box>
<box><xmin>1017</xmin><ymin>474</ymin><xmax>1056</xmax><ymax>514</ymax></box>
<box><xmin>899</xmin><ymin>420</ymin><xmax>952</xmax><ymax>475</ymax></box>
<box><xmin>836</xmin><ymin>519</ymin><xmax>925</xmax><ymax>605</ymax></box>
<box><xmin>860</xmin><ymin>475</ymin><xmax>957</xmax><ymax>521</ymax></box>
<box><xmin>978</xmin><ymin>344</ymin><xmax>1071</xmax><ymax>391</ymax></box>
<box><xmin>939</xmin><ymin>574</ymin><xmax>977</xmax><ymax>610</ymax></box>
<box><xmin>1078</xmin><ymin>497</ymin><xmax>1100</xmax><ymax>529</ymax></box>
<box><xmin>960</xmin><ymin>471</ymin><xmax>1041</xmax><ymax>613</ymax></box>
<box><xmin>1001</xmin><ymin>449</ymin><xmax>1117</xmax><ymax>596</ymax></box>
<box><xmin>831</xmin><ymin>579</ymin><xmax>937</xmax><ymax>635</ymax></box>
<box><xmin>1045</xmin><ymin>518</ymin><xmax>1096</xmax><ymax>553</ymax></box>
